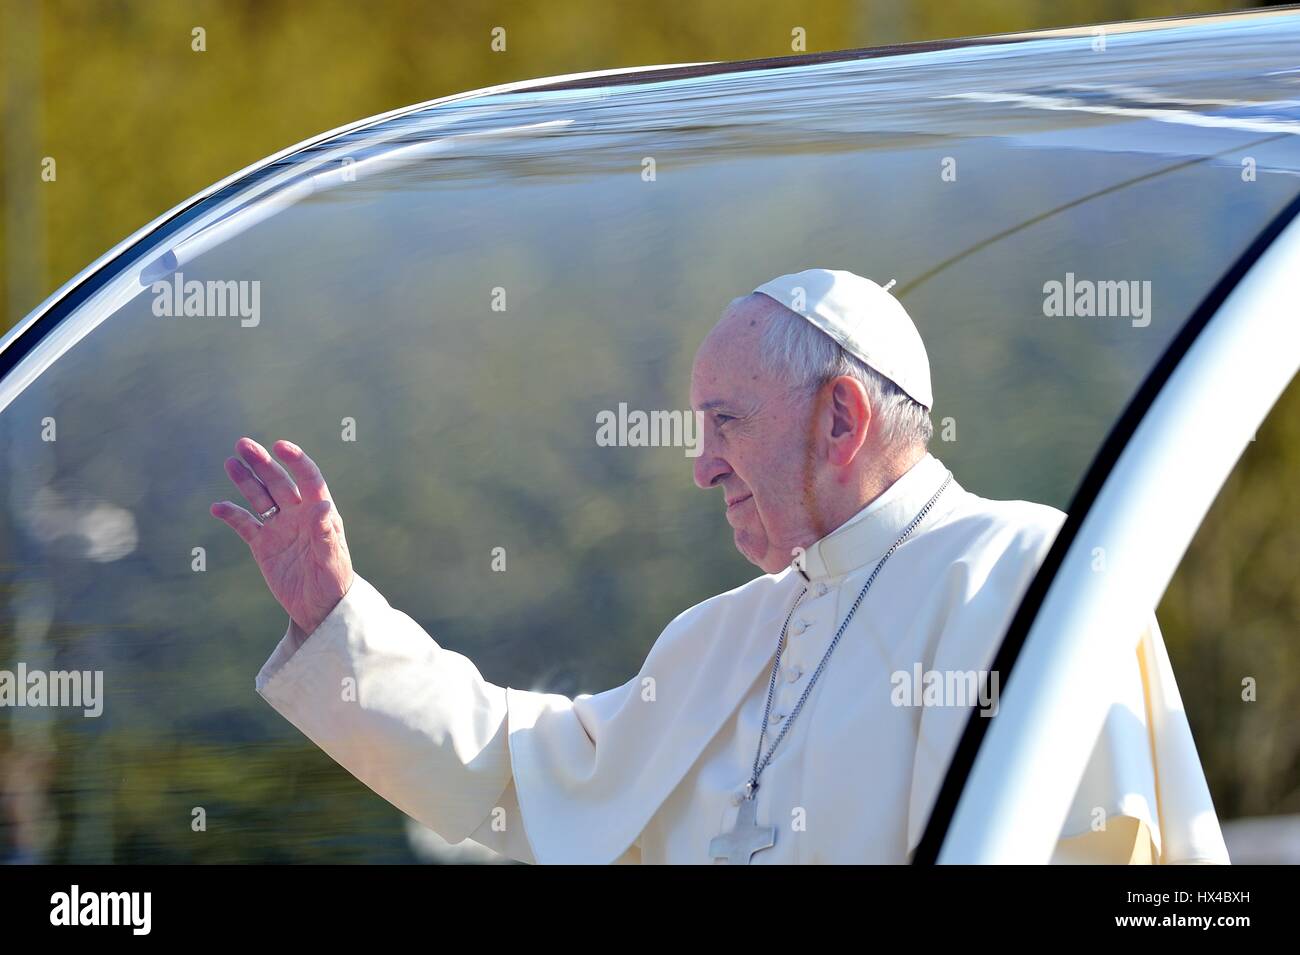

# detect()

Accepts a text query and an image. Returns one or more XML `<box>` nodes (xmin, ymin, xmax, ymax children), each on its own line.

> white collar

<box><xmin>794</xmin><ymin>453</ymin><xmax>956</xmax><ymax>583</ymax></box>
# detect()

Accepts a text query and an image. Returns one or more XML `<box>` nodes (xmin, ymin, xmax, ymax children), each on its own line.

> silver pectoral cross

<box><xmin>709</xmin><ymin>795</ymin><xmax>776</xmax><ymax>864</ymax></box>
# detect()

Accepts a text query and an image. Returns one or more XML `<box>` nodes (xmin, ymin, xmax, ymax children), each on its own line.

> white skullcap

<box><xmin>752</xmin><ymin>268</ymin><xmax>933</xmax><ymax>410</ymax></box>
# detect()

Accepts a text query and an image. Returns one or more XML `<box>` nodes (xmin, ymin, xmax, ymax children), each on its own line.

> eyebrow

<box><xmin>696</xmin><ymin>399</ymin><xmax>730</xmax><ymax>412</ymax></box>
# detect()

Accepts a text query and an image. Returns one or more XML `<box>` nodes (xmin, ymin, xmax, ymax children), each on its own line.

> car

<box><xmin>1</xmin><ymin>6</ymin><xmax>1296</xmax><ymax>864</ymax></box>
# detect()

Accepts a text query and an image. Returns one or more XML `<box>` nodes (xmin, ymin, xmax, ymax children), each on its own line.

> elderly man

<box><xmin>212</xmin><ymin>268</ymin><xmax>1227</xmax><ymax>864</ymax></box>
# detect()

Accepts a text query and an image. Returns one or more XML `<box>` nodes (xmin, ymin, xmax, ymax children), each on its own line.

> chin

<box><xmin>731</xmin><ymin>530</ymin><xmax>756</xmax><ymax>561</ymax></box>
<box><xmin>733</xmin><ymin>530</ymin><xmax>772</xmax><ymax>572</ymax></box>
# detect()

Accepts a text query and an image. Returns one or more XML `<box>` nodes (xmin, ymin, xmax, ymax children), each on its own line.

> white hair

<box><xmin>750</xmin><ymin>295</ymin><xmax>933</xmax><ymax>450</ymax></box>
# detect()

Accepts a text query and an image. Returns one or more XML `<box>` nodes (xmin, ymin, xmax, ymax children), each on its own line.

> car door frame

<box><xmin>913</xmin><ymin>190</ymin><xmax>1300</xmax><ymax>864</ymax></box>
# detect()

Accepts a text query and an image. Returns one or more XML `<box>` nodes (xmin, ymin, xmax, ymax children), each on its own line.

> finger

<box><xmin>273</xmin><ymin>440</ymin><xmax>330</xmax><ymax>503</ymax></box>
<box><xmin>236</xmin><ymin>437</ymin><xmax>302</xmax><ymax>508</ymax></box>
<box><xmin>310</xmin><ymin>499</ymin><xmax>337</xmax><ymax>541</ymax></box>
<box><xmin>224</xmin><ymin>456</ymin><xmax>277</xmax><ymax>514</ymax></box>
<box><xmin>210</xmin><ymin>501</ymin><xmax>262</xmax><ymax>544</ymax></box>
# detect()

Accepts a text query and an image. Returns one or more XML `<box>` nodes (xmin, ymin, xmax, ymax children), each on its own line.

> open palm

<box><xmin>210</xmin><ymin>437</ymin><xmax>354</xmax><ymax>636</ymax></box>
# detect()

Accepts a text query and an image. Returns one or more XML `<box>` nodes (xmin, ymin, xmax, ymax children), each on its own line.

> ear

<box><xmin>826</xmin><ymin>376</ymin><xmax>872</xmax><ymax>468</ymax></box>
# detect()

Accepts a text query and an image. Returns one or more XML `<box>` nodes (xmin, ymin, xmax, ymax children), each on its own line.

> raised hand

<box><xmin>210</xmin><ymin>437</ymin><xmax>354</xmax><ymax>636</ymax></box>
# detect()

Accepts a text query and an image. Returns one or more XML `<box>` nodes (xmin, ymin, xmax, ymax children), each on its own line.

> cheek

<box><xmin>733</xmin><ymin>414</ymin><xmax>809</xmax><ymax>500</ymax></box>
<box><xmin>762</xmin><ymin>430</ymin><xmax>818</xmax><ymax>510</ymax></box>
<box><xmin>746</xmin><ymin>446</ymin><xmax>801</xmax><ymax>506</ymax></box>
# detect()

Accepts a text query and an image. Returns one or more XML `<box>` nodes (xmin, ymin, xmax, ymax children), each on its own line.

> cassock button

<box><xmin>731</xmin><ymin>789</ymin><xmax>745</xmax><ymax>806</ymax></box>
<box><xmin>772</xmin><ymin>711</ymin><xmax>787</xmax><ymax>723</ymax></box>
<box><xmin>785</xmin><ymin>665</ymin><xmax>803</xmax><ymax>683</ymax></box>
<box><xmin>792</xmin><ymin>619</ymin><xmax>810</xmax><ymax>635</ymax></box>
<box><xmin>814</xmin><ymin>582</ymin><xmax>829</xmax><ymax>597</ymax></box>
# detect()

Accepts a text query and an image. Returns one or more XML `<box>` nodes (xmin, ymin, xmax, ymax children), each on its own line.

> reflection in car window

<box><xmin>3</xmin><ymin>13</ymin><xmax>1300</xmax><ymax>861</ymax></box>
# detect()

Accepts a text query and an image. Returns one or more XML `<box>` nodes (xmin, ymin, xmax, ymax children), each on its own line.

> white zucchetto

<box><xmin>752</xmin><ymin>267</ymin><xmax>934</xmax><ymax>410</ymax></box>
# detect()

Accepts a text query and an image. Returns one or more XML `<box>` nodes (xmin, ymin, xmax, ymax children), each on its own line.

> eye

<box><xmin>714</xmin><ymin>412</ymin><xmax>735</xmax><ymax>425</ymax></box>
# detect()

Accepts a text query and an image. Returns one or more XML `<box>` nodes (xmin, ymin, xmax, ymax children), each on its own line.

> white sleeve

<box><xmin>254</xmin><ymin>572</ymin><xmax>534</xmax><ymax>859</ymax></box>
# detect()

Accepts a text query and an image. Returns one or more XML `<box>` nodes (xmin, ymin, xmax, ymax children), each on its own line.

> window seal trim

<box><xmin>911</xmin><ymin>185</ymin><xmax>1300</xmax><ymax>864</ymax></box>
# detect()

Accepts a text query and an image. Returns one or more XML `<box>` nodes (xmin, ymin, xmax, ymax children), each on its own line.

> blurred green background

<box><xmin>1</xmin><ymin>0</ymin><xmax>1296</xmax><ymax>863</ymax></box>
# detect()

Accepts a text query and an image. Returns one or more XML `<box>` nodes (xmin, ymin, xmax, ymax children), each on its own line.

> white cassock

<box><xmin>255</xmin><ymin>453</ymin><xmax>1230</xmax><ymax>864</ymax></box>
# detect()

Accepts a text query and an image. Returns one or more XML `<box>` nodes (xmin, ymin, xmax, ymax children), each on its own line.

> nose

<box><xmin>693</xmin><ymin>448</ymin><xmax>731</xmax><ymax>490</ymax></box>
